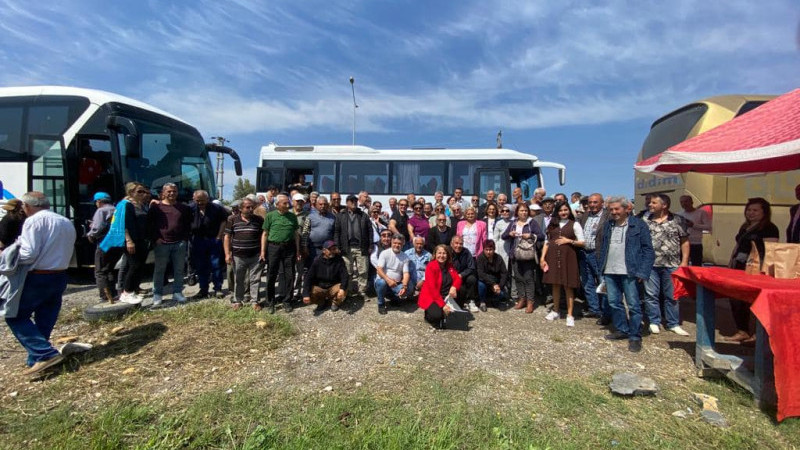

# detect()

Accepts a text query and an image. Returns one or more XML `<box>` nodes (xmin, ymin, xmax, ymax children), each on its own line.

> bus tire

<box><xmin>83</xmin><ymin>302</ymin><xmax>138</xmax><ymax>322</ymax></box>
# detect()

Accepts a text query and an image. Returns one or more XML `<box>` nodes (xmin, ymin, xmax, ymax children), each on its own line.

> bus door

<box><xmin>29</xmin><ymin>135</ymin><xmax>69</xmax><ymax>218</ymax></box>
<box><xmin>475</xmin><ymin>168</ymin><xmax>508</xmax><ymax>199</ymax></box>
<box><xmin>74</xmin><ymin>136</ymin><xmax>116</xmax><ymax>265</ymax></box>
<box><xmin>257</xmin><ymin>163</ymin><xmax>285</xmax><ymax>194</ymax></box>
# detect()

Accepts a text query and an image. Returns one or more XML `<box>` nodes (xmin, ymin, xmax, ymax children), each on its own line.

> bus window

<box><xmin>28</xmin><ymin>105</ymin><xmax>71</xmax><ymax>136</ymax></box>
<box><xmin>476</xmin><ymin>169</ymin><xmax>507</xmax><ymax>197</ymax></box>
<box><xmin>392</xmin><ymin>161</ymin><xmax>445</xmax><ymax>195</ymax></box>
<box><xmin>339</xmin><ymin>161</ymin><xmax>389</xmax><ymax>194</ymax></box>
<box><xmin>0</xmin><ymin>106</ymin><xmax>23</xmax><ymax>158</ymax></box>
<box><xmin>317</xmin><ymin>161</ymin><xmax>335</xmax><ymax>193</ymax></box>
<box><xmin>640</xmin><ymin>104</ymin><xmax>708</xmax><ymax>159</ymax></box>
<box><xmin>449</xmin><ymin>161</ymin><xmax>499</xmax><ymax>194</ymax></box>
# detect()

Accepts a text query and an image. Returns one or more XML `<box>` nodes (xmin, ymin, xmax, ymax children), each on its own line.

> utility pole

<box><xmin>211</xmin><ymin>136</ymin><xmax>228</xmax><ymax>200</ymax></box>
<box><xmin>350</xmin><ymin>77</ymin><xmax>358</xmax><ymax>146</ymax></box>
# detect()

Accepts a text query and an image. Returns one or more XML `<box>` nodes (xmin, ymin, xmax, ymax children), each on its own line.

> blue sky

<box><xmin>1</xmin><ymin>0</ymin><xmax>798</xmax><ymax>198</ymax></box>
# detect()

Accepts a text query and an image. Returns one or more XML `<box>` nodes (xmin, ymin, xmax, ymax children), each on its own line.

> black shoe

<box><xmin>214</xmin><ymin>290</ymin><xmax>226</xmax><ymax>299</ymax></box>
<box><xmin>283</xmin><ymin>301</ymin><xmax>293</xmax><ymax>313</ymax></box>
<box><xmin>596</xmin><ymin>317</ymin><xmax>612</xmax><ymax>326</ymax></box>
<box><xmin>583</xmin><ymin>311</ymin><xmax>601</xmax><ymax>319</ymax></box>
<box><xmin>378</xmin><ymin>305</ymin><xmax>388</xmax><ymax>315</ymax></box>
<box><xmin>628</xmin><ymin>340</ymin><xmax>642</xmax><ymax>353</ymax></box>
<box><xmin>331</xmin><ymin>303</ymin><xmax>340</xmax><ymax>312</ymax></box>
<box><xmin>193</xmin><ymin>291</ymin><xmax>210</xmax><ymax>300</ymax></box>
<box><xmin>479</xmin><ymin>303</ymin><xmax>487</xmax><ymax>312</ymax></box>
<box><xmin>604</xmin><ymin>331</ymin><xmax>628</xmax><ymax>341</ymax></box>
<box><xmin>268</xmin><ymin>302</ymin><xmax>276</xmax><ymax>314</ymax></box>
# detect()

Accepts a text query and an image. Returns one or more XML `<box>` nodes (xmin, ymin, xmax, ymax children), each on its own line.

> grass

<box><xmin>2</xmin><ymin>301</ymin><xmax>800</xmax><ymax>449</ymax></box>
<box><xmin>3</xmin><ymin>367</ymin><xmax>799</xmax><ymax>449</ymax></box>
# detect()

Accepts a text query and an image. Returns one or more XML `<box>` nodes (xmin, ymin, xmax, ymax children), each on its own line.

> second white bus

<box><xmin>256</xmin><ymin>144</ymin><xmax>566</xmax><ymax>207</ymax></box>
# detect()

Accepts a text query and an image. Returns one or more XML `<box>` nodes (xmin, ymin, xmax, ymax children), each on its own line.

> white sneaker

<box><xmin>566</xmin><ymin>315</ymin><xmax>575</xmax><ymax>327</ymax></box>
<box><xmin>173</xmin><ymin>292</ymin><xmax>187</xmax><ymax>303</ymax></box>
<box><xmin>649</xmin><ymin>324</ymin><xmax>660</xmax><ymax>334</ymax></box>
<box><xmin>120</xmin><ymin>292</ymin><xmax>143</xmax><ymax>305</ymax></box>
<box><xmin>668</xmin><ymin>325</ymin><xmax>690</xmax><ymax>336</ymax></box>
<box><xmin>152</xmin><ymin>294</ymin><xmax>163</xmax><ymax>306</ymax></box>
<box><xmin>468</xmin><ymin>301</ymin><xmax>479</xmax><ymax>313</ymax></box>
<box><xmin>545</xmin><ymin>311</ymin><xmax>559</xmax><ymax>321</ymax></box>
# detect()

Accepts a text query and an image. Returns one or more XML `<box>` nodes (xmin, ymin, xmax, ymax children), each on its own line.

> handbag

<box><xmin>514</xmin><ymin>235</ymin><xmax>538</xmax><ymax>261</ymax></box>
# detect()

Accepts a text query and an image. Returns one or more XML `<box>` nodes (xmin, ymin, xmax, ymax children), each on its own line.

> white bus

<box><xmin>256</xmin><ymin>144</ymin><xmax>565</xmax><ymax>208</ymax></box>
<box><xmin>0</xmin><ymin>86</ymin><xmax>242</xmax><ymax>267</ymax></box>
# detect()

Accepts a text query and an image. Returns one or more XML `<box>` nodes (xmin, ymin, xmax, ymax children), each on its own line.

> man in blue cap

<box><xmin>87</xmin><ymin>191</ymin><xmax>121</xmax><ymax>302</ymax></box>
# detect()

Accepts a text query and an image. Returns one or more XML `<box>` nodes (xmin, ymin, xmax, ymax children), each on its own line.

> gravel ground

<box><xmin>0</xmin><ymin>274</ymin><xmax>746</xmax><ymax>408</ymax></box>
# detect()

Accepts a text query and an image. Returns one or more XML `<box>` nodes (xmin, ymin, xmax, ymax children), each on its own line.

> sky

<box><xmin>1</xmin><ymin>0</ymin><xmax>798</xmax><ymax>199</ymax></box>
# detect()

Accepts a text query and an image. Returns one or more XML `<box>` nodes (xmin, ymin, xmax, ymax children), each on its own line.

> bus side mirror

<box><xmin>206</xmin><ymin>143</ymin><xmax>243</xmax><ymax>176</ymax></box>
<box><xmin>107</xmin><ymin>116</ymin><xmax>140</xmax><ymax>158</ymax></box>
<box><xmin>559</xmin><ymin>168</ymin><xmax>566</xmax><ymax>186</ymax></box>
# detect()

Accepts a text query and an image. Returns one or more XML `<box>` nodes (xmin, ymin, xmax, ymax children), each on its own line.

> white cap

<box><xmin>531</xmin><ymin>203</ymin><xmax>542</xmax><ymax>211</ymax></box>
<box><xmin>292</xmin><ymin>193</ymin><xmax>306</xmax><ymax>202</ymax></box>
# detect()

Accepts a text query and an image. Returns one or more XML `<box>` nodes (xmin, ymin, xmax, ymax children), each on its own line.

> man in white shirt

<box><xmin>677</xmin><ymin>195</ymin><xmax>711</xmax><ymax>266</ymax></box>
<box><xmin>4</xmin><ymin>192</ymin><xmax>76</xmax><ymax>376</ymax></box>
<box><xmin>374</xmin><ymin>234</ymin><xmax>410</xmax><ymax>315</ymax></box>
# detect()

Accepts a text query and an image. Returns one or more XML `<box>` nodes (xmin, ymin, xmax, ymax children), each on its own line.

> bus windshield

<box><xmin>640</xmin><ymin>103</ymin><xmax>707</xmax><ymax>160</ymax></box>
<box><xmin>121</xmin><ymin>118</ymin><xmax>215</xmax><ymax>201</ymax></box>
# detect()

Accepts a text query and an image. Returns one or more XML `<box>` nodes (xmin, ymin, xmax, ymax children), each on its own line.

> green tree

<box><xmin>232</xmin><ymin>177</ymin><xmax>256</xmax><ymax>200</ymax></box>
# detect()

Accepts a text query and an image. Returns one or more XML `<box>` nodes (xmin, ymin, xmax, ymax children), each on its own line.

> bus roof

<box><xmin>259</xmin><ymin>143</ymin><xmax>544</xmax><ymax>162</ymax></box>
<box><xmin>0</xmin><ymin>85</ymin><xmax>184</xmax><ymax>123</ymax></box>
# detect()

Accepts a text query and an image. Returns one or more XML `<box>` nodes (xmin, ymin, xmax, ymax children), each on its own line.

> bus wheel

<box><xmin>83</xmin><ymin>302</ymin><xmax>138</xmax><ymax>322</ymax></box>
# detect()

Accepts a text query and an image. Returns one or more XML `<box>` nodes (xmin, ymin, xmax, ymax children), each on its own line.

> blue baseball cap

<box><xmin>93</xmin><ymin>192</ymin><xmax>112</xmax><ymax>202</ymax></box>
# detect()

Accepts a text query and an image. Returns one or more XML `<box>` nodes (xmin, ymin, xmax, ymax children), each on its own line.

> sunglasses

<box><xmin>135</xmin><ymin>190</ymin><xmax>148</xmax><ymax>194</ymax></box>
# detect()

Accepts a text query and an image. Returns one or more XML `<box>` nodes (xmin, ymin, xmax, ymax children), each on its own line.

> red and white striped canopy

<box><xmin>635</xmin><ymin>89</ymin><xmax>800</xmax><ymax>175</ymax></box>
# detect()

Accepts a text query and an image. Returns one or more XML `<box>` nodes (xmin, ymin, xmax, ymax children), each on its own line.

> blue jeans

<box><xmin>375</xmin><ymin>277</ymin><xmax>405</xmax><ymax>306</ymax></box>
<box><xmin>604</xmin><ymin>274</ymin><xmax>643</xmax><ymax>341</ymax></box>
<box><xmin>478</xmin><ymin>280</ymin><xmax>508</xmax><ymax>305</ymax></box>
<box><xmin>579</xmin><ymin>250</ymin><xmax>609</xmax><ymax>317</ymax></box>
<box><xmin>5</xmin><ymin>272</ymin><xmax>67</xmax><ymax>366</ymax></box>
<box><xmin>644</xmin><ymin>266</ymin><xmax>680</xmax><ymax>329</ymax></box>
<box><xmin>153</xmin><ymin>241</ymin><xmax>187</xmax><ymax>295</ymax></box>
<box><xmin>191</xmin><ymin>236</ymin><xmax>224</xmax><ymax>293</ymax></box>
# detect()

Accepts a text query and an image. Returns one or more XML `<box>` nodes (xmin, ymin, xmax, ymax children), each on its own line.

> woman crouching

<box><xmin>417</xmin><ymin>244</ymin><xmax>462</xmax><ymax>329</ymax></box>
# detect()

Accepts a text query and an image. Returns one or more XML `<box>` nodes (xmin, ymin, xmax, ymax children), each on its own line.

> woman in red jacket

<box><xmin>418</xmin><ymin>244</ymin><xmax>462</xmax><ymax>329</ymax></box>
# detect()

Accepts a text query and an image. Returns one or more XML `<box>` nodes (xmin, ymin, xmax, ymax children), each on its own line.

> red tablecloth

<box><xmin>673</xmin><ymin>266</ymin><xmax>800</xmax><ymax>421</ymax></box>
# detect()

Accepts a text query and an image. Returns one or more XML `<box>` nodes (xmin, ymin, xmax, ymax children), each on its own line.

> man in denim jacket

<box><xmin>596</xmin><ymin>196</ymin><xmax>655</xmax><ymax>353</ymax></box>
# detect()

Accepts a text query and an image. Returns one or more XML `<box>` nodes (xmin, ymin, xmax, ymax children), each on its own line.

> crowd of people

<box><xmin>2</xmin><ymin>181</ymin><xmax>798</xmax><ymax>375</ymax></box>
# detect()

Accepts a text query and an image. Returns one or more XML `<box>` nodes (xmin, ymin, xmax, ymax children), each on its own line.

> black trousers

<box><xmin>424</xmin><ymin>302</ymin><xmax>445</xmax><ymax>327</ymax></box>
<box><xmin>123</xmin><ymin>241</ymin><xmax>149</xmax><ymax>293</ymax></box>
<box><xmin>689</xmin><ymin>244</ymin><xmax>703</xmax><ymax>267</ymax></box>
<box><xmin>95</xmin><ymin>247</ymin><xmax>123</xmax><ymax>300</ymax></box>
<box><xmin>266</xmin><ymin>242</ymin><xmax>296</xmax><ymax>305</ymax></box>
<box><xmin>457</xmin><ymin>273</ymin><xmax>477</xmax><ymax>306</ymax></box>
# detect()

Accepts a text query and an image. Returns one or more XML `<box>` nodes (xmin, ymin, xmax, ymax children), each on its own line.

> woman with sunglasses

<box><xmin>408</xmin><ymin>202</ymin><xmax>430</xmax><ymax>241</ymax></box>
<box><xmin>430</xmin><ymin>203</ymin><xmax>450</xmax><ymax>228</ymax></box>
<box><xmin>493</xmin><ymin>205</ymin><xmax>514</xmax><ymax>267</ymax></box>
<box><xmin>117</xmin><ymin>182</ymin><xmax>151</xmax><ymax>305</ymax></box>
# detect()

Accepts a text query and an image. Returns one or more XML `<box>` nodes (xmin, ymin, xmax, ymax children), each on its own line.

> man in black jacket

<box><xmin>477</xmin><ymin>240</ymin><xmax>509</xmax><ymax>311</ymax></box>
<box><xmin>450</xmin><ymin>235</ymin><xmax>478</xmax><ymax>311</ymax></box>
<box><xmin>302</xmin><ymin>240</ymin><xmax>349</xmax><ymax>311</ymax></box>
<box><xmin>426</xmin><ymin>213</ymin><xmax>454</xmax><ymax>252</ymax></box>
<box><xmin>334</xmin><ymin>195</ymin><xmax>372</xmax><ymax>295</ymax></box>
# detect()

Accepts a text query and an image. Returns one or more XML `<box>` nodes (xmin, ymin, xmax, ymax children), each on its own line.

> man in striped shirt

<box><xmin>224</xmin><ymin>197</ymin><xmax>264</xmax><ymax>310</ymax></box>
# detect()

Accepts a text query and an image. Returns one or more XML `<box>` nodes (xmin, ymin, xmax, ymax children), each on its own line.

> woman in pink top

<box><xmin>457</xmin><ymin>207</ymin><xmax>487</xmax><ymax>257</ymax></box>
